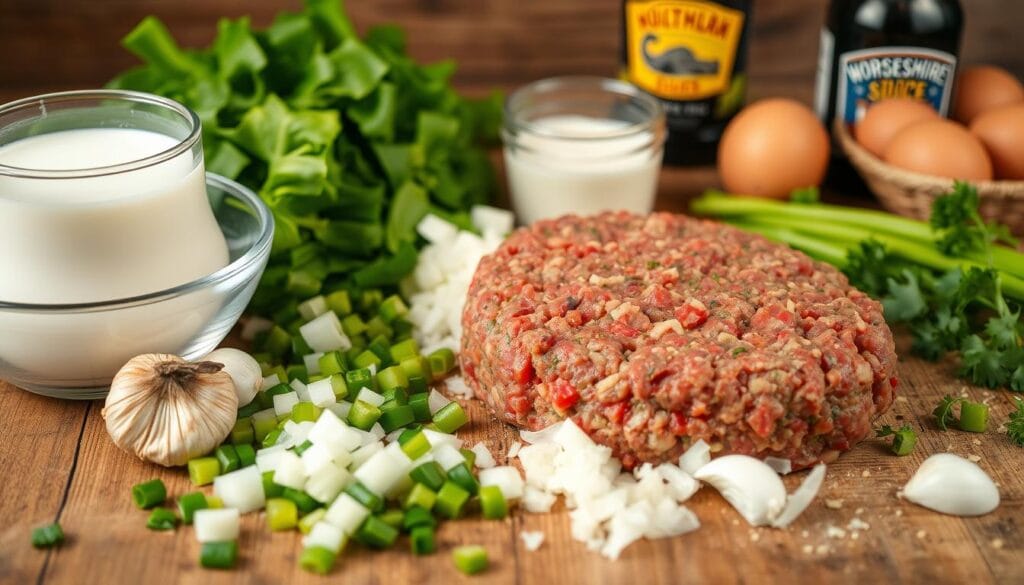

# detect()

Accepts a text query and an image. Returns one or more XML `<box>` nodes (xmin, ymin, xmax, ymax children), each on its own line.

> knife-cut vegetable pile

<box><xmin>110</xmin><ymin>0</ymin><xmax>502</xmax><ymax>320</ymax></box>
<box><xmin>692</xmin><ymin>182</ymin><xmax>1024</xmax><ymax>392</ymax></box>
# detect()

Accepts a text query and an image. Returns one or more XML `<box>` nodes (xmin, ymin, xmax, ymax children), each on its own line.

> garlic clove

<box><xmin>678</xmin><ymin>439</ymin><xmax>711</xmax><ymax>476</ymax></box>
<box><xmin>772</xmin><ymin>463</ymin><xmax>826</xmax><ymax>528</ymax></box>
<box><xmin>102</xmin><ymin>353</ymin><xmax>238</xmax><ymax>467</ymax></box>
<box><xmin>202</xmin><ymin>347</ymin><xmax>262</xmax><ymax>407</ymax></box>
<box><xmin>901</xmin><ymin>453</ymin><xmax>1000</xmax><ymax>516</ymax></box>
<box><xmin>694</xmin><ymin>454</ymin><xmax>787</xmax><ymax>526</ymax></box>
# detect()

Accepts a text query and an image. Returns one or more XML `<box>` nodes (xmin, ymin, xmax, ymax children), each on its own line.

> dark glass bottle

<box><xmin>814</xmin><ymin>0</ymin><xmax>964</xmax><ymax>127</ymax></box>
<box><xmin>621</xmin><ymin>0</ymin><xmax>753</xmax><ymax>166</ymax></box>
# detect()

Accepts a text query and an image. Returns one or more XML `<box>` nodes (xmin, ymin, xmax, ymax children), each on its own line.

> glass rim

<box><xmin>0</xmin><ymin>173</ymin><xmax>274</xmax><ymax>313</ymax></box>
<box><xmin>0</xmin><ymin>89</ymin><xmax>201</xmax><ymax>179</ymax></box>
<box><xmin>504</xmin><ymin>76</ymin><xmax>665</xmax><ymax>141</ymax></box>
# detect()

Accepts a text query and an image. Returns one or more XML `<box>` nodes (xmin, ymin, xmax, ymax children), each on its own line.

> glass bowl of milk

<box><xmin>502</xmin><ymin>76</ymin><xmax>666</xmax><ymax>225</ymax></box>
<box><xmin>0</xmin><ymin>90</ymin><xmax>273</xmax><ymax>399</ymax></box>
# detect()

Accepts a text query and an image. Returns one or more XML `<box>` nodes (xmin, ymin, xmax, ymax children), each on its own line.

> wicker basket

<box><xmin>834</xmin><ymin>120</ymin><xmax>1024</xmax><ymax>234</ymax></box>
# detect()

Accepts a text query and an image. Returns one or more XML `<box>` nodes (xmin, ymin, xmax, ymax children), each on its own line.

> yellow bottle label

<box><xmin>624</xmin><ymin>0</ymin><xmax>745</xmax><ymax>101</ymax></box>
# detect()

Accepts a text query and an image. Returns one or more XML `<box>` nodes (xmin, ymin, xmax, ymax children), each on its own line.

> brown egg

<box><xmin>884</xmin><ymin>119</ymin><xmax>993</xmax><ymax>181</ymax></box>
<box><xmin>717</xmin><ymin>98</ymin><xmax>830</xmax><ymax>199</ymax></box>
<box><xmin>952</xmin><ymin>65</ymin><xmax>1024</xmax><ymax>124</ymax></box>
<box><xmin>855</xmin><ymin>99</ymin><xmax>938</xmax><ymax>158</ymax></box>
<box><xmin>970</xmin><ymin>104</ymin><xmax>1024</xmax><ymax>180</ymax></box>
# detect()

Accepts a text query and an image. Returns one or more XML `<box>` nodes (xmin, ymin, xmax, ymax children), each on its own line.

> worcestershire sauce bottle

<box><xmin>815</xmin><ymin>0</ymin><xmax>964</xmax><ymax>127</ymax></box>
<box><xmin>622</xmin><ymin>0</ymin><xmax>753</xmax><ymax>166</ymax></box>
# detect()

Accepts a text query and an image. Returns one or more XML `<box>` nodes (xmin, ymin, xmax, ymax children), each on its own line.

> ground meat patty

<box><xmin>460</xmin><ymin>211</ymin><xmax>898</xmax><ymax>470</ymax></box>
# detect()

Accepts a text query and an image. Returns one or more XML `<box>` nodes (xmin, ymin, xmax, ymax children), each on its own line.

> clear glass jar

<box><xmin>502</xmin><ymin>76</ymin><xmax>666</xmax><ymax>225</ymax></box>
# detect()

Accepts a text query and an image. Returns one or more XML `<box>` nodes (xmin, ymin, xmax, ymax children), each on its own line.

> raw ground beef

<box><xmin>460</xmin><ymin>211</ymin><xmax>898</xmax><ymax>470</ymax></box>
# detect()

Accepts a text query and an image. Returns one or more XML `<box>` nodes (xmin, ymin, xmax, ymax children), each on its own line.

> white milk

<box><xmin>0</xmin><ymin>128</ymin><xmax>228</xmax><ymax>303</ymax></box>
<box><xmin>504</xmin><ymin>115</ymin><xmax>662</xmax><ymax>225</ymax></box>
<box><xmin>0</xmin><ymin>128</ymin><xmax>230</xmax><ymax>386</ymax></box>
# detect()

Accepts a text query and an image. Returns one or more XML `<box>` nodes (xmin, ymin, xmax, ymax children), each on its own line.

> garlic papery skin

<box><xmin>901</xmin><ymin>453</ymin><xmax>1000</xmax><ymax>516</ymax></box>
<box><xmin>102</xmin><ymin>353</ymin><xmax>238</xmax><ymax>467</ymax></box>
<box><xmin>202</xmin><ymin>347</ymin><xmax>261</xmax><ymax>407</ymax></box>
<box><xmin>694</xmin><ymin>454</ymin><xmax>787</xmax><ymax>526</ymax></box>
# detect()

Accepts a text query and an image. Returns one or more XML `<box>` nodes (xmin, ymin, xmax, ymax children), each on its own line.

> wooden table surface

<box><xmin>1</xmin><ymin>166</ymin><xmax>1022</xmax><ymax>585</ymax></box>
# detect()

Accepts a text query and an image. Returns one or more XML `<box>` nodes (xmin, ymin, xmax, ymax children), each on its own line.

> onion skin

<box><xmin>102</xmin><ymin>353</ymin><xmax>238</xmax><ymax>467</ymax></box>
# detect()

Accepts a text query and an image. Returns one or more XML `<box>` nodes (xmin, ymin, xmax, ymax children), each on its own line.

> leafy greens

<box><xmin>110</xmin><ymin>0</ymin><xmax>502</xmax><ymax>320</ymax></box>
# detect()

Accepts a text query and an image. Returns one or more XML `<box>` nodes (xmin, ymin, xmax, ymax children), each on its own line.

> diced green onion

<box><xmin>178</xmin><ymin>492</ymin><xmax>208</xmax><ymax>524</ymax></box>
<box><xmin>215</xmin><ymin>445</ymin><xmax>241</xmax><ymax>474</ymax></box>
<box><xmin>329</xmin><ymin>373</ymin><xmax>349</xmax><ymax>400</ymax></box>
<box><xmin>287</xmin><ymin>270</ymin><xmax>321</xmax><ymax>298</ymax></box>
<box><xmin>294</xmin><ymin>440</ymin><xmax>313</xmax><ymax>456</ymax></box>
<box><xmin>318</xmin><ymin>351</ymin><xmax>346</xmax><ymax>376</ymax></box>
<box><xmin>132</xmin><ymin>479</ymin><xmax>168</xmax><ymax>508</ymax></box>
<box><xmin>31</xmin><ymin>523</ymin><xmax>64</xmax><ymax>548</ymax></box>
<box><xmin>292</xmin><ymin>335</ymin><xmax>314</xmax><ymax>359</ymax></box>
<box><xmin>146</xmin><ymin>507</ymin><xmax>179</xmax><ymax>531</ymax></box>
<box><xmin>378</xmin><ymin>508</ymin><xmax>405</xmax><ymax>528</ymax></box>
<box><xmin>377</xmin><ymin>366</ymin><xmax>409</xmax><ymax>392</ymax></box>
<box><xmin>298</xmin><ymin>295</ymin><xmax>329</xmax><ymax>321</ymax></box>
<box><xmin>433</xmin><ymin>402</ymin><xmax>469</xmax><ymax>434</ymax></box>
<box><xmin>408</xmin><ymin>393</ymin><xmax>431</xmax><ymax>422</ymax></box>
<box><xmin>361</xmin><ymin>289</ymin><xmax>384</xmax><ymax>311</ymax></box>
<box><xmin>446</xmin><ymin>463</ymin><xmax>480</xmax><ymax>495</ymax></box>
<box><xmin>959</xmin><ymin>401</ymin><xmax>989</xmax><ymax>433</ymax></box>
<box><xmin>379</xmin><ymin>404</ymin><xmax>415</xmax><ymax>433</ymax></box>
<box><xmin>230</xmin><ymin>418</ymin><xmax>254</xmax><ymax>446</ymax></box>
<box><xmin>392</xmin><ymin>319</ymin><xmax>415</xmax><ymax>341</ymax></box>
<box><xmin>262</xmin><ymin>471</ymin><xmax>285</xmax><ymax>499</ymax></box>
<box><xmin>407</xmin><ymin>375</ymin><xmax>428</xmax><ymax>396</ymax></box>
<box><xmin>199</xmin><ymin>541</ymin><xmax>238</xmax><ymax>569</ymax></box>
<box><xmin>403</xmin><ymin>483</ymin><xmax>437</xmax><ymax>511</ymax></box>
<box><xmin>267</xmin><ymin>365</ymin><xmax>289</xmax><ymax>385</ymax></box>
<box><xmin>206</xmin><ymin>495</ymin><xmax>225</xmax><ymax>509</ymax></box>
<box><xmin>366</xmin><ymin>316</ymin><xmax>393</xmax><ymax>341</ymax></box>
<box><xmin>410</xmin><ymin>462</ymin><xmax>447</xmax><ymax>491</ymax></box>
<box><xmin>265</xmin><ymin>382</ymin><xmax>293</xmax><ymax>397</ymax></box>
<box><xmin>402</xmin><ymin>506</ymin><xmax>437</xmax><ymax>531</ymax></box>
<box><xmin>235</xmin><ymin>444</ymin><xmax>256</xmax><ymax>467</ymax></box>
<box><xmin>390</xmin><ymin>338</ymin><xmax>420</xmax><ymax>363</ymax></box>
<box><xmin>460</xmin><ymin>448</ymin><xmax>477</xmax><ymax>469</ymax></box>
<box><xmin>891</xmin><ymin>427</ymin><xmax>917</xmax><ymax>456</ymax></box>
<box><xmin>353</xmin><ymin>349</ymin><xmax>382</xmax><ymax>371</ymax></box>
<box><xmin>298</xmin><ymin>508</ymin><xmax>327</xmax><ymax>534</ymax></box>
<box><xmin>379</xmin><ymin>294</ymin><xmax>409</xmax><ymax>323</ymax></box>
<box><xmin>251</xmin><ymin>408</ymin><xmax>278</xmax><ymax>442</ymax></box>
<box><xmin>399</xmin><ymin>357</ymin><xmax>429</xmax><ymax>382</ymax></box>
<box><xmin>382</xmin><ymin>387</ymin><xmax>409</xmax><ymax>405</ymax></box>
<box><xmin>255</xmin><ymin>390</ymin><xmax>274</xmax><ymax>411</ymax></box>
<box><xmin>410</xmin><ymin>525</ymin><xmax>436</xmax><ymax>555</ymax></box>
<box><xmin>367</xmin><ymin>337</ymin><xmax>394</xmax><ymax>367</ymax></box>
<box><xmin>345</xmin><ymin>368</ymin><xmax>376</xmax><ymax>393</ymax></box>
<box><xmin>356</xmin><ymin>515</ymin><xmax>399</xmax><ymax>549</ymax></box>
<box><xmin>399</xmin><ymin>430</ymin><xmax>431</xmax><ymax>460</ymax></box>
<box><xmin>344</xmin><ymin>482</ymin><xmax>384</xmax><ymax>512</ymax></box>
<box><xmin>453</xmin><ymin>545</ymin><xmax>488</xmax><ymax>575</ymax></box>
<box><xmin>435</xmin><ymin>481</ymin><xmax>470</xmax><ymax>519</ymax></box>
<box><xmin>266</xmin><ymin>498</ymin><xmax>298</xmax><ymax>531</ymax></box>
<box><xmin>341</xmin><ymin>314</ymin><xmax>368</xmax><ymax>337</ymax></box>
<box><xmin>427</xmin><ymin>348</ymin><xmax>456</xmax><ymax>380</ymax></box>
<box><xmin>257</xmin><ymin>325</ymin><xmax>292</xmax><ymax>358</ymax></box>
<box><xmin>286</xmin><ymin>364</ymin><xmax>309</xmax><ymax>384</ymax></box>
<box><xmin>262</xmin><ymin>429</ymin><xmax>283</xmax><ymax>448</ymax></box>
<box><xmin>347</xmin><ymin>400</ymin><xmax>382</xmax><ymax>431</ymax></box>
<box><xmin>299</xmin><ymin>545</ymin><xmax>337</xmax><ymax>575</ymax></box>
<box><xmin>479</xmin><ymin>485</ymin><xmax>508</xmax><ymax>519</ymax></box>
<box><xmin>327</xmin><ymin>290</ymin><xmax>353</xmax><ymax>316</ymax></box>
<box><xmin>291</xmin><ymin>402</ymin><xmax>322</xmax><ymax>423</ymax></box>
<box><xmin>237</xmin><ymin>400</ymin><xmax>262</xmax><ymax>419</ymax></box>
<box><xmin>281</xmin><ymin>488</ymin><xmax>320</xmax><ymax>514</ymax></box>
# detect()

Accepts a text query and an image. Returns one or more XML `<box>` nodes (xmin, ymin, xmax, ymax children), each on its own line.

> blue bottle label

<box><xmin>836</xmin><ymin>46</ymin><xmax>957</xmax><ymax>124</ymax></box>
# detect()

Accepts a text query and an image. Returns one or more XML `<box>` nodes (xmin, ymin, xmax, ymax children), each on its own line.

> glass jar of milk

<box><xmin>0</xmin><ymin>90</ymin><xmax>231</xmax><ymax>395</ymax></box>
<box><xmin>502</xmin><ymin>77</ymin><xmax>666</xmax><ymax>225</ymax></box>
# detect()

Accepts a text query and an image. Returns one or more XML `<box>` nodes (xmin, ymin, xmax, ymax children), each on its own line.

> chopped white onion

<box><xmin>445</xmin><ymin>376</ymin><xmax>473</xmax><ymax>399</ymax></box>
<box><xmin>416</xmin><ymin>214</ymin><xmax>458</xmax><ymax>245</ymax></box>
<box><xmin>350</xmin><ymin>442</ymin><xmax>383</xmax><ymax>470</ymax></box>
<box><xmin>273</xmin><ymin>391</ymin><xmax>299</xmax><ymax>417</ymax></box>
<box><xmin>260</xmin><ymin>374</ymin><xmax>281</xmax><ymax>392</ymax></box>
<box><xmin>507</xmin><ymin>441</ymin><xmax>523</xmax><ymax>459</ymax></box>
<box><xmin>303</xmin><ymin>521</ymin><xmax>346</xmax><ymax>554</ymax></box>
<box><xmin>471</xmin><ymin>205</ymin><xmax>514</xmax><ymax>237</ymax></box>
<box><xmin>282</xmin><ymin>420</ymin><xmax>315</xmax><ymax>445</ymax></box>
<box><xmin>368</xmin><ymin>423</ymin><xmax>386</xmax><ymax>443</ymax></box>
<box><xmin>355</xmin><ymin>388</ymin><xmax>385</xmax><ymax>408</ymax></box>
<box><xmin>520</xmin><ymin>530</ymin><xmax>545</xmax><ymax>552</ymax></box>
<box><xmin>273</xmin><ymin>450</ymin><xmax>308</xmax><ymax>490</ymax></box>
<box><xmin>772</xmin><ymin>464</ymin><xmax>826</xmax><ymax>528</ymax></box>
<box><xmin>306</xmin><ymin>378</ymin><xmax>337</xmax><ymax>407</ymax></box>
<box><xmin>479</xmin><ymin>466</ymin><xmax>524</xmax><ymax>500</ymax></box>
<box><xmin>300</xmin><ymin>311</ymin><xmax>351</xmax><ymax>353</ymax></box>
<box><xmin>298</xmin><ymin>295</ymin><xmax>329</xmax><ymax>321</ymax></box>
<box><xmin>324</xmin><ymin>493</ymin><xmax>369</xmax><ymax>535</ymax></box>
<box><xmin>423</xmin><ymin>428</ymin><xmax>462</xmax><ymax>450</ymax></box>
<box><xmin>693</xmin><ymin>455</ymin><xmax>787</xmax><ymax>527</ymax></box>
<box><xmin>194</xmin><ymin>508</ymin><xmax>240</xmax><ymax>543</ymax></box>
<box><xmin>303</xmin><ymin>352</ymin><xmax>325</xmax><ymax>376</ymax></box>
<box><xmin>432</xmin><ymin>444</ymin><xmax>466</xmax><ymax>471</ymax></box>
<box><xmin>301</xmin><ymin>442</ymin><xmax>336</xmax><ymax>476</ymax></box>
<box><xmin>308</xmin><ymin>410</ymin><xmax>361</xmax><ymax>454</ymax></box>
<box><xmin>470</xmin><ymin>442</ymin><xmax>496</xmax><ymax>469</ymax></box>
<box><xmin>213</xmin><ymin>466</ymin><xmax>265</xmax><ymax>513</ymax></box>
<box><xmin>305</xmin><ymin>464</ymin><xmax>353</xmax><ymax>504</ymax></box>
<box><xmin>353</xmin><ymin>445</ymin><xmax>412</xmax><ymax>495</ymax></box>
<box><xmin>325</xmin><ymin>401</ymin><xmax>352</xmax><ymax>420</ymax></box>
<box><xmin>255</xmin><ymin>445</ymin><xmax>287</xmax><ymax>473</ymax></box>
<box><xmin>428</xmin><ymin>389</ymin><xmax>451</xmax><ymax>415</ymax></box>
<box><xmin>290</xmin><ymin>379</ymin><xmax>311</xmax><ymax>402</ymax></box>
<box><xmin>678</xmin><ymin>440</ymin><xmax>711</xmax><ymax>476</ymax></box>
<box><xmin>523</xmin><ymin>485</ymin><xmax>556</xmax><ymax>512</ymax></box>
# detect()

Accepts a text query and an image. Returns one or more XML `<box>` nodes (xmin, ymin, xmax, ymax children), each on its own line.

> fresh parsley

<box><xmin>1008</xmin><ymin>398</ymin><xmax>1024</xmax><ymax>447</ymax></box>
<box><xmin>933</xmin><ymin>395</ymin><xmax>964</xmax><ymax>431</ymax></box>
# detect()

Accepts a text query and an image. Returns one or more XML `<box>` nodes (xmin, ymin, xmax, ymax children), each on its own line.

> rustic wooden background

<box><xmin>1</xmin><ymin>0</ymin><xmax>1023</xmax><ymax>105</ymax></box>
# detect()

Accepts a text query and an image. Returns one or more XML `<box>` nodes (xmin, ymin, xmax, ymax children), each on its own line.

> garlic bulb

<box><xmin>202</xmin><ymin>347</ymin><xmax>261</xmax><ymax>407</ymax></box>
<box><xmin>102</xmin><ymin>353</ymin><xmax>238</xmax><ymax>467</ymax></box>
<box><xmin>901</xmin><ymin>453</ymin><xmax>1000</xmax><ymax>516</ymax></box>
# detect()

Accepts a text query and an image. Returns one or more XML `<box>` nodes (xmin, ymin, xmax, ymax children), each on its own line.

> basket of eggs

<box><xmin>836</xmin><ymin>65</ymin><xmax>1024</xmax><ymax>233</ymax></box>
